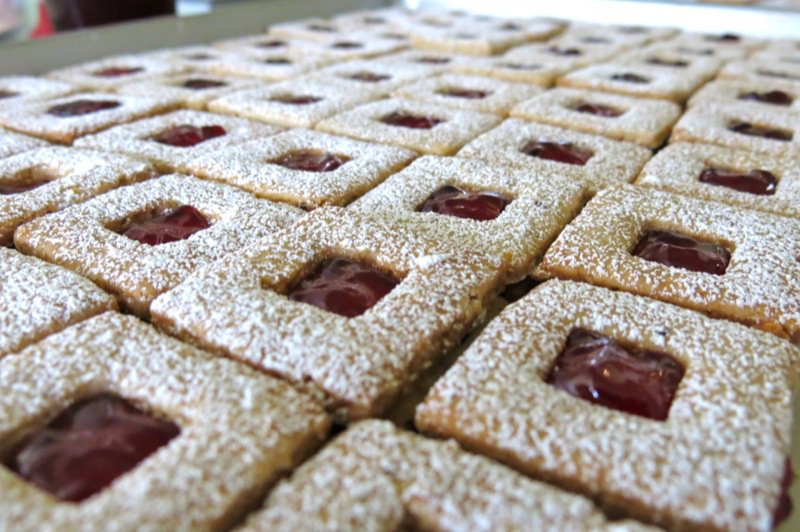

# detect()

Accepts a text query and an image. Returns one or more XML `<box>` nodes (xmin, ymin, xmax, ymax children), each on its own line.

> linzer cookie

<box><xmin>408</xmin><ymin>18</ymin><xmax>561</xmax><ymax>56</ymax></box>
<box><xmin>143</xmin><ymin>45</ymin><xmax>238</xmax><ymax>70</ymax></box>
<box><xmin>0</xmin><ymin>312</ymin><xmax>329</xmax><ymax>530</ymax></box>
<box><xmin>267</xmin><ymin>17</ymin><xmax>351</xmax><ymax>43</ymax></box>
<box><xmin>688</xmin><ymin>79</ymin><xmax>800</xmax><ymax>111</ymax></box>
<box><xmin>116</xmin><ymin>73</ymin><xmax>258</xmax><ymax>110</ymax></box>
<box><xmin>14</xmin><ymin>174</ymin><xmax>302</xmax><ymax>318</ymax></box>
<box><xmin>0</xmin><ymin>129</ymin><xmax>47</xmax><ymax>160</ymax></box>
<box><xmin>670</xmin><ymin>102</ymin><xmax>800</xmax><ymax>158</ymax></box>
<box><xmin>664</xmin><ymin>31</ymin><xmax>764</xmax><ymax>56</ymax></box>
<box><xmin>0</xmin><ymin>92</ymin><xmax>176</xmax><ymax>144</ymax></box>
<box><xmin>457</xmin><ymin>119</ymin><xmax>651</xmax><ymax>194</ymax></box>
<box><xmin>75</xmin><ymin>109</ymin><xmax>279</xmax><ymax>173</ymax></box>
<box><xmin>47</xmin><ymin>55</ymin><xmax>181</xmax><ymax>91</ymax></box>
<box><xmin>293</xmin><ymin>33</ymin><xmax>407</xmax><ymax>61</ymax></box>
<box><xmin>316</xmin><ymin>97</ymin><xmax>500</xmax><ymax>155</ymax></box>
<box><xmin>636</xmin><ymin>142</ymin><xmax>800</xmax><ymax>219</ymax></box>
<box><xmin>376</xmin><ymin>50</ymin><xmax>474</xmax><ymax>76</ymax></box>
<box><xmin>614</xmin><ymin>47</ymin><xmax>722</xmax><ymax>80</ymax></box>
<box><xmin>299</xmin><ymin>58</ymin><xmax>430</xmax><ymax>98</ymax></box>
<box><xmin>510</xmin><ymin>87</ymin><xmax>681</xmax><ymax>148</ymax></box>
<box><xmin>451</xmin><ymin>56</ymin><xmax>562</xmax><ymax>87</ymax></box>
<box><xmin>208</xmin><ymin>79</ymin><xmax>377</xmax><ymax>129</ymax></box>
<box><xmin>150</xmin><ymin>207</ymin><xmax>505</xmax><ymax>422</ymax></box>
<box><xmin>540</xmin><ymin>185</ymin><xmax>800</xmax><ymax>340</ymax></box>
<box><xmin>242</xmin><ymin>420</ymin><xmax>652</xmax><ymax>531</ymax></box>
<box><xmin>206</xmin><ymin>53</ymin><xmax>332</xmax><ymax>82</ymax></box>
<box><xmin>0</xmin><ymin>248</ymin><xmax>116</xmax><ymax>357</ymax></box>
<box><xmin>637</xmin><ymin>39</ymin><xmax>748</xmax><ymax>62</ymax></box>
<box><xmin>718</xmin><ymin>58</ymin><xmax>800</xmax><ymax>84</ymax></box>
<box><xmin>502</xmin><ymin>40</ymin><xmax>620</xmax><ymax>75</ymax></box>
<box><xmin>188</xmin><ymin>129</ymin><xmax>415</xmax><ymax>209</ymax></box>
<box><xmin>351</xmin><ymin>155</ymin><xmax>585</xmax><ymax>280</ymax></box>
<box><xmin>0</xmin><ymin>76</ymin><xmax>75</xmax><ymax>103</ymax></box>
<box><xmin>417</xmin><ymin>279</ymin><xmax>798</xmax><ymax>531</ymax></box>
<box><xmin>0</xmin><ymin>147</ymin><xmax>153</xmax><ymax>245</ymax></box>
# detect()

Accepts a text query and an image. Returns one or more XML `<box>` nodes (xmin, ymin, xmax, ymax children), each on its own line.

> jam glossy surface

<box><xmin>417</xmin><ymin>184</ymin><xmax>511</xmax><ymax>221</ymax></box>
<box><xmin>728</xmin><ymin>120</ymin><xmax>793</xmax><ymax>141</ymax></box>
<box><xmin>436</xmin><ymin>87</ymin><xmax>490</xmax><ymax>99</ymax></box>
<box><xmin>93</xmin><ymin>66</ymin><xmax>144</xmax><ymax>78</ymax></box>
<box><xmin>181</xmin><ymin>78</ymin><xmax>227</xmax><ymax>90</ymax></box>
<box><xmin>271</xmin><ymin>94</ymin><xmax>323</xmax><ymax>105</ymax></box>
<box><xmin>698</xmin><ymin>167</ymin><xmax>778</xmax><ymax>195</ymax></box>
<box><xmin>632</xmin><ymin>230</ymin><xmax>731</xmax><ymax>275</ymax></box>
<box><xmin>47</xmin><ymin>99</ymin><xmax>120</xmax><ymax>117</ymax></box>
<box><xmin>346</xmin><ymin>71</ymin><xmax>391</xmax><ymax>82</ymax></box>
<box><xmin>521</xmin><ymin>140</ymin><xmax>594</xmax><ymax>166</ymax></box>
<box><xmin>610</xmin><ymin>72</ymin><xmax>650</xmax><ymax>83</ymax></box>
<box><xmin>738</xmin><ymin>90</ymin><xmax>793</xmax><ymax>106</ymax></box>
<box><xmin>122</xmin><ymin>205</ymin><xmax>210</xmax><ymax>246</ymax></box>
<box><xmin>380</xmin><ymin>111</ymin><xmax>443</xmax><ymax>129</ymax></box>
<box><xmin>152</xmin><ymin>125</ymin><xmax>226</xmax><ymax>147</ymax></box>
<box><xmin>271</xmin><ymin>149</ymin><xmax>349</xmax><ymax>172</ymax></box>
<box><xmin>288</xmin><ymin>258</ymin><xmax>399</xmax><ymax>318</ymax></box>
<box><xmin>571</xmin><ymin>102</ymin><xmax>623</xmax><ymax>117</ymax></box>
<box><xmin>4</xmin><ymin>395</ymin><xmax>179</xmax><ymax>503</ymax></box>
<box><xmin>773</xmin><ymin>458</ymin><xmax>794</xmax><ymax>528</ymax></box>
<box><xmin>547</xmin><ymin>328</ymin><xmax>685</xmax><ymax>421</ymax></box>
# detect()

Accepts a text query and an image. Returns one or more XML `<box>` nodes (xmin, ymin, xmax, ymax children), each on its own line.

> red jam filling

<box><xmin>571</xmin><ymin>102</ymin><xmax>623</xmax><ymax>117</ymax></box>
<box><xmin>611</xmin><ymin>72</ymin><xmax>650</xmax><ymax>83</ymax></box>
<box><xmin>0</xmin><ymin>89</ymin><xmax>18</xmax><ymax>99</ymax></box>
<box><xmin>346</xmin><ymin>71</ymin><xmax>391</xmax><ymax>82</ymax></box>
<box><xmin>152</xmin><ymin>125</ymin><xmax>226</xmax><ymax>147</ymax></box>
<box><xmin>728</xmin><ymin>121</ymin><xmax>793</xmax><ymax>141</ymax></box>
<box><xmin>47</xmin><ymin>99</ymin><xmax>120</xmax><ymax>117</ymax></box>
<box><xmin>380</xmin><ymin>111</ymin><xmax>443</xmax><ymax>129</ymax></box>
<box><xmin>500</xmin><ymin>22</ymin><xmax>522</xmax><ymax>31</ymax></box>
<box><xmin>258</xmin><ymin>39</ymin><xmax>287</xmax><ymax>48</ymax></box>
<box><xmin>415</xmin><ymin>56</ymin><xmax>451</xmax><ymax>64</ymax></box>
<box><xmin>698</xmin><ymin>167</ymin><xmax>777</xmax><ymax>195</ymax></box>
<box><xmin>181</xmin><ymin>78</ymin><xmax>227</xmax><ymax>90</ymax></box>
<box><xmin>93</xmin><ymin>66</ymin><xmax>144</xmax><ymax>78</ymax></box>
<box><xmin>0</xmin><ymin>181</ymin><xmax>48</xmax><ymax>195</ymax></box>
<box><xmin>739</xmin><ymin>90</ymin><xmax>793</xmax><ymax>106</ymax></box>
<box><xmin>271</xmin><ymin>149</ymin><xmax>349</xmax><ymax>172</ymax></box>
<box><xmin>271</xmin><ymin>94</ymin><xmax>323</xmax><ymax>105</ymax></box>
<box><xmin>632</xmin><ymin>230</ymin><xmax>730</xmax><ymax>275</ymax></box>
<box><xmin>417</xmin><ymin>184</ymin><xmax>511</xmax><ymax>221</ymax></box>
<box><xmin>331</xmin><ymin>41</ymin><xmax>363</xmax><ymax>49</ymax></box>
<box><xmin>264</xmin><ymin>57</ymin><xmax>291</xmax><ymax>65</ymax></box>
<box><xmin>436</xmin><ymin>87</ymin><xmax>490</xmax><ymax>99</ymax></box>
<box><xmin>4</xmin><ymin>395</ymin><xmax>179</xmax><ymax>503</ymax></box>
<box><xmin>547</xmin><ymin>328</ymin><xmax>685</xmax><ymax>421</ymax></box>
<box><xmin>521</xmin><ymin>140</ymin><xmax>594</xmax><ymax>166</ymax></box>
<box><xmin>773</xmin><ymin>458</ymin><xmax>794</xmax><ymax>528</ymax></box>
<box><xmin>646</xmin><ymin>57</ymin><xmax>689</xmax><ymax>67</ymax></box>
<box><xmin>707</xmin><ymin>33</ymin><xmax>740</xmax><ymax>42</ymax></box>
<box><xmin>185</xmin><ymin>52</ymin><xmax>213</xmax><ymax>60</ymax></box>
<box><xmin>547</xmin><ymin>46</ymin><xmax>582</xmax><ymax>56</ymax></box>
<box><xmin>122</xmin><ymin>205</ymin><xmax>210</xmax><ymax>246</ymax></box>
<box><xmin>288</xmin><ymin>258</ymin><xmax>399</xmax><ymax>318</ymax></box>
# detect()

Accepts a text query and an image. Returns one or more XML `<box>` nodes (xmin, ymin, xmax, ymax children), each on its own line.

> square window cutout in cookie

<box><xmin>0</xmin><ymin>129</ymin><xmax>48</xmax><ymax>160</ymax></box>
<box><xmin>392</xmin><ymin>74</ymin><xmax>542</xmax><ymax>115</ymax></box>
<box><xmin>0</xmin><ymin>248</ymin><xmax>116</xmax><ymax>357</ymax></box>
<box><xmin>0</xmin><ymin>146</ymin><xmax>153</xmax><ymax>245</ymax></box>
<box><xmin>208</xmin><ymin>79</ymin><xmax>377</xmax><ymax>129</ymax></box>
<box><xmin>636</xmin><ymin>142</ymin><xmax>800</xmax><ymax>219</ymax></box>
<box><xmin>241</xmin><ymin>420</ymin><xmax>648</xmax><ymax>531</ymax></box>
<box><xmin>350</xmin><ymin>155</ymin><xmax>585</xmax><ymax>280</ymax></box>
<box><xmin>540</xmin><ymin>185</ymin><xmax>800</xmax><ymax>341</ymax></box>
<box><xmin>117</xmin><ymin>73</ymin><xmax>259</xmax><ymax>110</ymax></box>
<box><xmin>14</xmin><ymin>174</ymin><xmax>302</xmax><ymax>318</ymax></box>
<box><xmin>510</xmin><ymin>87</ymin><xmax>681</xmax><ymax>148</ymax></box>
<box><xmin>0</xmin><ymin>76</ymin><xmax>76</xmax><ymax>103</ymax></box>
<box><xmin>670</xmin><ymin>102</ymin><xmax>800</xmax><ymax>158</ymax></box>
<box><xmin>316</xmin><ymin>98</ymin><xmax>500</xmax><ymax>155</ymax></box>
<box><xmin>301</xmin><ymin>58</ymin><xmax>431</xmax><ymax>98</ymax></box>
<box><xmin>0</xmin><ymin>312</ymin><xmax>329</xmax><ymax>530</ymax></box>
<box><xmin>46</xmin><ymin>55</ymin><xmax>182</xmax><ymax>92</ymax></box>
<box><xmin>75</xmin><ymin>109</ymin><xmax>279</xmax><ymax>173</ymax></box>
<box><xmin>150</xmin><ymin>207</ymin><xmax>506</xmax><ymax>422</ymax></box>
<box><xmin>416</xmin><ymin>279</ymin><xmax>799</xmax><ymax>531</ymax></box>
<box><xmin>0</xmin><ymin>92</ymin><xmax>176</xmax><ymax>145</ymax></box>
<box><xmin>189</xmin><ymin>128</ymin><xmax>416</xmax><ymax>209</ymax></box>
<box><xmin>458</xmin><ymin>119</ymin><xmax>651</xmax><ymax>194</ymax></box>
<box><xmin>688</xmin><ymin>79</ymin><xmax>800</xmax><ymax>112</ymax></box>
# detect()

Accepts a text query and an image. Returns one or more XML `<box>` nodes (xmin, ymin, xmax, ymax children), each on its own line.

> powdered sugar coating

<box><xmin>292</xmin><ymin>32</ymin><xmax>407</xmax><ymax>61</ymax></box>
<box><xmin>0</xmin><ymin>76</ymin><xmax>76</xmax><ymax>103</ymax></box>
<box><xmin>417</xmin><ymin>279</ymin><xmax>799</xmax><ymax>530</ymax></box>
<box><xmin>242</xmin><ymin>420</ymin><xmax>655</xmax><ymax>531</ymax></box>
<box><xmin>688</xmin><ymin>78</ymin><xmax>800</xmax><ymax>111</ymax></box>
<box><xmin>375</xmin><ymin>50</ymin><xmax>476</xmax><ymax>76</ymax></box>
<box><xmin>718</xmin><ymin>55</ymin><xmax>800</xmax><ymax>83</ymax></box>
<box><xmin>299</xmin><ymin>58</ymin><xmax>431</xmax><ymax>97</ymax></box>
<box><xmin>0</xmin><ymin>129</ymin><xmax>48</xmax><ymax>160</ymax></box>
<box><xmin>0</xmin><ymin>146</ymin><xmax>154</xmax><ymax>245</ymax></box>
<box><xmin>317</xmin><ymin>97</ymin><xmax>501</xmax><ymax>155</ymax></box>
<box><xmin>458</xmin><ymin>119</ymin><xmax>652</xmax><ymax>194</ymax></box>
<box><xmin>350</xmin><ymin>155</ymin><xmax>585</xmax><ymax>280</ymax></box>
<box><xmin>664</xmin><ymin>32</ymin><xmax>765</xmax><ymax>54</ymax></box>
<box><xmin>614</xmin><ymin>47</ymin><xmax>722</xmax><ymax>80</ymax></box>
<box><xmin>503</xmin><ymin>41</ymin><xmax>621</xmax><ymax>75</ymax></box>
<box><xmin>188</xmin><ymin>128</ymin><xmax>416</xmax><ymax>209</ymax></box>
<box><xmin>206</xmin><ymin>53</ymin><xmax>333</xmax><ymax>82</ymax></box>
<box><xmin>451</xmin><ymin>56</ymin><xmax>562</xmax><ymax>87</ymax></box>
<box><xmin>75</xmin><ymin>109</ymin><xmax>280</xmax><ymax>173</ymax></box>
<box><xmin>0</xmin><ymin>312</ymin><xmax>330</xmax><ymax>531</ymax></box>
<box><xmin>636</xmin><ymin>142</ymin><xmax>800</xmax><ymax>219</ymax></box>
<box><xmin>408</xmin><ymin>19</ymin><xmax>560</xmax><ymax>56</ymax></box>
<box><xmin>116</xmin><ymin>73</ymin><xmax>260</xmax><ymax>110</ymax></box>
<box><xmin>0</xmin><ymin>248</ymin><xmax>116</xmax><ymax>356</ymax></box>
<box><xmin>637</xmin><ymin>39</ymin><xmax>747</xmax><ymax>62</ymax></box>
<box><xmin>14</xmin><ymin>174</ymin><xmax>302</xmax><ymax>317</ymax></box>
<box><xmin>151</xmin><ymin>207</ymin><xmax>505</xmax><ymax>421</ymax></box>
<box><xmin>541</xmin><ymin>185</ymin><xmax>800</xmax><ymax>340</ymax></box>
<box><xmin>47</xmin><ymin>55</ymin><xmax>183</xmax><ymax>92</ymax></box>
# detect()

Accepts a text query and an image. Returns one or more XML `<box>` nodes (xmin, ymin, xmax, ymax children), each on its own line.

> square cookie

<box><xmin>117</xmin><ymin>73</ymin><xmax>259</xmax><ymax>110</ymax></box>
<box><xmin>75</xmin><ymin>109</ymin><xmax>279</xmax><ymax>173</ymax></box>
<box><xmin>189</xmin><ymin>128</ymin><xmax>415</xmax><ymax>209</ymax></box>
<box><xmin>316</xmin><ymin>98</ymin><xmax>500</xmax><ymax>155</ymax></box>
<box><xmin>350</xmin><ymin>155</ymin><xmax>585</xmax><ymax>280</ymax></box>
<box><xmin>267</xmin><ymin>17</ymin><xmax>352</xmax><ymax>43</ymax></box>
<box><xmin>242</xmin><ymin>420</ymin><xmax>647</xmax><ymax>531</ymax></box>
<box><xmin>376</xmin><ymin>50</ymin><xmax>474</xmax><ymax>76</ymax></box>
<box><xmin>0</xmin><ymin>92</ymin><xmax>176</xmax><ymax>144</ymax></box>
<box><xmin>416</xmin><ymin>279</ymin><xmax>798</xmax><ymax>531</ymax></box>
<box><xmin>670</xmin><ymin>102</ymin><xmax>800</xmax><ymax>158</ymax></box>
<box><xmin>150</xmin><ymin>207</ymin><xmax>505</xmax><ymax>422</ymax></box>
<box><xmin>392</xmin><ymin>74</ymin><xmax>542</xmax><ymax>115</ymax></box>
<box><xmin>614</xmin><ymin>47</ymin><xmax>723</xmax><ymax>80</ymax></box>
<box><xmin>540</xmin><ymin>185</ymin><xmax>800</xmax><ymax>341</ymax></box>
<box><xmin>143</xmin><ymin>45</ymin><xmax>241</xmax><ymax>70</ymax></box>
<box><xmin>47</xmin><ymin>55</ymin><xmax>181</xmax><ymax>92</ymax></box>
<box><xmin>0</xmin><ymin>76</ymin><xmax>76</xmax><ymax>103</ymax></box>
<box><xmin>207</xmin><ymin>53</ymin><xmax>332</xmax><ymax>82</ymax></box>
<box><xmin>718</xmin><ymin>58</ymin><xmax>800</xmax><ymax>84</ymax></box>
<box><xmin>0</xmin><ymin>312</ymin><xmax>329</xmax><ymax>531</ymax></box>
<box><xmin>664</xmin><ymin>32</ymin><xmax>764</xmax><ymax>56</ymax></box>
<box><xmin>635</xmin><ymin>142</ymin><xmax>800</xmax><ymax>219</ymax></box>
<box><xmin>0</xmin><ymin>147</ymin><xmax>153</xmax><ymax>246</ymax></box>
<box><xmin>293</xmin><ymin>33</ymin><xmax>407</xmax><ymax>61</ymax></box>
<box><xmin>0</xmin><ymin>248</ymin><xmax>116</xmax><ymax>357</ymax></box>
<box><xmin>299</xmin><ymin>58</ymin><xmax>430</xmax><ymax>97</ymax></box>
<box><xmin>408</xmin><ymin>18</ymin><xmax>561</xmax><ymax>56</ymax></box>
<box><xmin>641</xmin><ymin>39</ymin><xmax>748</xmax><ymax>62</ymax></box>
<box><xmin>451</xmin><ymin>56</ymin><xmax>562</xmax><ymax>87</ymax></box>
<box><xmin>458</xmin><ymin>119</ymin><xmax>652</xmax><ymax>194</ymax></box>
<box><xmin>688</xmin><ymin>78</ymin><xmax>800</xmax><ymax>112</ymax></box>
<box><xmin>14</xmin><ymin>174</ymin><xmax>303</xmax><ymax>318</ymax></box>
<box><xmin>208</xmin><ymin>79</ymin><xmax>377</xmax><ymax>128</ymax></box>
<box><xmin>0</xmin><ymin>129</ymin><xmax>47</xmax><ymax>160</ymax></box>
<box><xmin>510</xmin><ymin>87</ymin><xmax>681</xmax><ymax>148</ymax></box>
<box><xmin>503</xmin><ymin>41</ymin><xmax>621</xmax><ymax>75</ymax></box>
